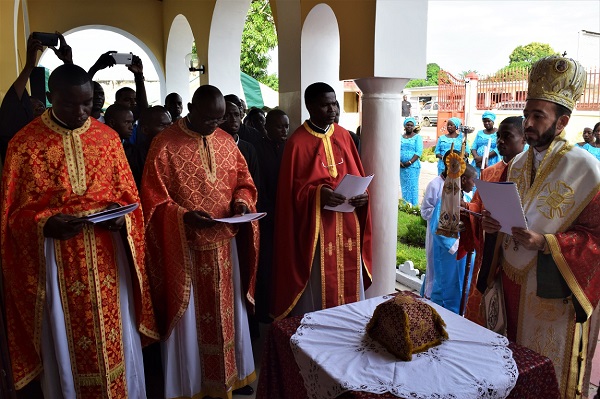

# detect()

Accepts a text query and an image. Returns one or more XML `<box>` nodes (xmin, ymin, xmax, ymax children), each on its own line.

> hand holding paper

<box><xmin>73</xmin><ymin>203</ymin><xmax>139</xmax><ymax>224</ymax></box>
<box><xmin>475</xmin><ymin>180</ymin><xmax>527</xmax><ymax>234</ymax></box>
<box><xmin>323</xmin><ymin>174</ymin><xmax>374</xmax><ymax>213</ymax></box>
<box><xmin>212</xmin><ymin>212</ymin><xmax>266</xmax><ymax>223</ymax></box>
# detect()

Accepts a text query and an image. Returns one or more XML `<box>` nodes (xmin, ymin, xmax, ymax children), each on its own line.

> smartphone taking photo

<box><xmin>111</xmin><ymin>52</ymin><xmax>133</xmax><ymax>66</ymax></box>
<box><xmin>32</xmin><ymin>32</ymin><xmax>59</xmax><ymax>47</ymax></box>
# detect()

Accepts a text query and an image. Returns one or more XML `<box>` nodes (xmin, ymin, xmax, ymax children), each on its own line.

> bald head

<box><xmin>192</xmin><ymin>85</ymin><xmax>223</xmax><ymax>106</ymax></box>
<box><xmin>188</xmin><ymin>85</ymin><xmax>225</xmax><ymax>136</ymax></box>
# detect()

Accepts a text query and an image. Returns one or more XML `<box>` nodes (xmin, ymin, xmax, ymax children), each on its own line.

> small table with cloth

<box><xmin>256</xmin><ymin>291</ymin><xmax>561</xmax><ymax>399</ymax></box>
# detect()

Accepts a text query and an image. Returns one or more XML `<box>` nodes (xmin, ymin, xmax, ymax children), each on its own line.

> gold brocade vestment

<box><xmin>0</xmin><ymin>111</ymin><xmax>158</xmax><ymax>398</ymax></box>
<box><xmin>141</xmin><ymin>120</ymin><xmax>259</xmax><ymax>399</ymax></box>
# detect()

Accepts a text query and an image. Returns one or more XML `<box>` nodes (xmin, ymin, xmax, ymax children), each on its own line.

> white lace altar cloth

<box><xmin>290</xmin><ymin>294</ymin><xmax>518</xmax><ymax>399</ymax></box>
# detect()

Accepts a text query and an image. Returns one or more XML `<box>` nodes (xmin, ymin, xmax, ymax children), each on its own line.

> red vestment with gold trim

<box><xmin>490</xmin><ymin>140</ymin><xmax>600</xmax><ymax>398</ymax></box>
<box><xmin>0</xmin><ymin>111</ymin><xmax>157</xmax><ymax>397</ymax></box>
<box><xmin>464</xmin><ymin>160</ymin><xmax>508</xmax><ymax>325</ymax></box>
<box><xmin>141</xmin><ymin>120</ymin><xmax>258</xmax><ymax>398</ymax></box>
<box><xmin>270</xmin><ymin>122</ymin><xmax>373</xmax><ymax>320</ymax></box>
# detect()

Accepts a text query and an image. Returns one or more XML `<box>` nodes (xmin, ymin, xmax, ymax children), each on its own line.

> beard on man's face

<box><xmin>525</xmin><ymin>119</ymin><xmax>557</xmax><ymax>149</ymax></box>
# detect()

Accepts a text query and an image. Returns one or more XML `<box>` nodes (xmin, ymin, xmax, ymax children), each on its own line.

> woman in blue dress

<box><xmin>582</xmin><ymin>121</ymin><xmax>600</xmax><ymax>161</ymax></box>
<box><xmin>400</xmin><ymin>117</ymin><xmax>423</xmax><ymax>206</ymax></box>
<box><xmin>576</xmin><ymin>126</ymin><xmax>594</xmax><ymax>147</ymax></box>
<box><xmin>470</xmin><ymin>110</ymin><xmax>498</xmax><ymax>176</ymax></box>
<box><xmin>434</xmin><ymin>117</ymin><xmax>468</xmax><ymax>175</ymax></box>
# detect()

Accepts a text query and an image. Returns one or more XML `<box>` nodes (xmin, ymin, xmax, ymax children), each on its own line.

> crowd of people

<box><xmin>0</xmin><ymin>33</ymin><xmax>599</xmax><ymax>399</ymax></box>
<box><xmin>0</xmin><ymin>34</ymin><xmax>372</xmax><ymax>399</ymax></box>
<box><xmin>400</xmin><ymin>108</ymin><xmax>599</xmax><ymax>210</ymax></box>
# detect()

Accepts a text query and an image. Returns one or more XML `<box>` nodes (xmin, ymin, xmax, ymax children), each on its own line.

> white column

<box><xmin>355</xmin><ymin>77</ymin><xmax>409</xmax><ymax>298</ymax></box>
<box><xmin>464</xmin><ymin>76</ymin><xmax>479</xmax><ymax>128</ymax></box>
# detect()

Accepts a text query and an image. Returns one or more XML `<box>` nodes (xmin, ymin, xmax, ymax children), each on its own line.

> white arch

<box><xmin>12</xmin><ymin>0</ymin><xmax>24</xmax><ymax>75</ymax></box>
<box><xmin>301</xmin><ymin>4</ymin><xmax>342</xmax><ymax>122</ymax></box>
<box><xmin>166</xmin><ymin>14</ymin><xmax>195</xmax><ymax>107</ymax></box>
<box><xmin>208</xmin><ymin>0</ymin><xmax>251</xmax><ymax>96</ymax></box>
<box><xmin>62</xmin><ymin>25</ymin><xmax>166</xmax><ymax>101</ymax></box>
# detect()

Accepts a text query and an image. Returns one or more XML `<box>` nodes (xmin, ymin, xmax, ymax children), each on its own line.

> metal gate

<box><xmin>437</xmin><ymin>70</ymin><xmax>465</xmax><ymax>137</ymax></box>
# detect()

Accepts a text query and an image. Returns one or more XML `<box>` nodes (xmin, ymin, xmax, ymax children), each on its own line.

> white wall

<box><xmin>166</xmin><ymin>14</ymin><xmax>195</xmax><ymax>107</ymax></box>
<box><xmin>301</xmin><ymin>4</ymin><xmax>343</xmax><ymax>122</ymax></box>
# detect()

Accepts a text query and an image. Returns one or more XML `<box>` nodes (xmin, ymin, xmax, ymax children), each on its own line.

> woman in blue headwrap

<box><xmin>434</xmin><ymin>117</ymin><xmax>469</xmax><ymax>175</ymax></box>
<box><xmin>582</xmin><ymin>121</ymin><xmax>600</xmax><ymax>161</ymax></box>
<box><xmin>470</xmin><ymin>111</ymin><xmax>499</xmax><ymax>176</ymax></box>
<box><xmin>400</xmin><ymin>117</ymin><xmax>423</xmax><ymax>206</ymax></box>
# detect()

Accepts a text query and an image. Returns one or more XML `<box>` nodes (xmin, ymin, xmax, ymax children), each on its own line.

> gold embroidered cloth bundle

<box><xmin>366</xmin><ymin>295</ymin><xmax>448</xmax><ymax>361</ymax></box>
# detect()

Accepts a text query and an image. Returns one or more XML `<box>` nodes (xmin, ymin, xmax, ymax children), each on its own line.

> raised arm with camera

<box><xmin>129</xmin><ymin>55</ymin><xmax>148</xmax><ymax>114</ymax></box>
<box><xmin>88</xmin><ymin>51</ymin><xmax>117</xmax><ymax>79</ymax></box>
<box><xmin>11</xmin><ymin>36</ymin><xmax>42</xmax><ymax>102</ymax></box>
<box><xmin>49</xmin><ymin>32</ymin><xmax>73</xmax><ymax>64</ymax></box>
<box><xmin>0</xmin><ymin>32</ymin><xmax>74</xmax><ymax>161</ymax></box>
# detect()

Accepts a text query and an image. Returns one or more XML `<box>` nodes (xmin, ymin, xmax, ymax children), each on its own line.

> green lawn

<box><xmin>397</xmin><ymin>206</ymin><xmax>427</xmax><ymax>275</ymax></box>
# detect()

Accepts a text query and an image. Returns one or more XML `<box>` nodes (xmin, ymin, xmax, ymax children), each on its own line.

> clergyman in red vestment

<box><xmin>464</xmin><ymin>116</ymin><xmax>526</xmax><ymax>325</ymax></box>
<box><xmin>270</xmin><ymin>82</ymin><xmax>373</xmax><ymax>320</ymax></box>
<box><xmin>0</xmin><ymin>64</ymin><xmax>158</xmax><ymax>398</ymax></box>
<box><xmin>141</xmin><ymin>85</ymin><xmax>259</xmax><ymax>399</ymax></box>
<box><xmin>482</xmin><ymin>56</ymin><xmax>600</xmax><ymax>398</ymax></box>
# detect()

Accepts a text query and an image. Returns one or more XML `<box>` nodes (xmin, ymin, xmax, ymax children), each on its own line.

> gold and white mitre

<box><xmin>527</xmin><ymin>55</ymin><xmax>587</xmax><ymax>111</ymax></box>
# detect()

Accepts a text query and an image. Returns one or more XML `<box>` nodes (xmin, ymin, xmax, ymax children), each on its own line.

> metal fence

<box><xmin>579</xmin><ymin>66</ymin><xmax>600</xmax><ymax>110</ymax></box>
<box><xmin>438</xmin><ymin>70</ymin><xmax>465</xmax><ymax>112</ymax></box>
<box><xmin>475</xmin><ymin>66</ymin><xmax>599</xmax><ymax>111</ymax></box>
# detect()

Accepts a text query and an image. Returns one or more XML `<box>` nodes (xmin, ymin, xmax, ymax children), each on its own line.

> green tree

<box><xmin>240</xmin><ymin>0</ymin><xmax>279</xmax><ymax>90</ymax></box>
<box><xmin>508</xmin><ymin>42</ymin><xmax>556</xmax><ymax>66</ymax></box>
<box><xmin>488</xmin><ymin>42</ymin><xmax>556</xmax><ymax>79</ymax></box>
<box><xmin>406</xmin><ymin>63</ymin><xmax>441</xmax><ymax>88</ymax></box>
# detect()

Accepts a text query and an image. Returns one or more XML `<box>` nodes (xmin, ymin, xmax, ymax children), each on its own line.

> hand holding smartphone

<box><xmin>111</xmin><ymin>52</ymin><xmax>133</xmax><ymax>66</ymax></box>
<box><xmin>32</xmin><ymin>32</ymin><xmax>59</xmax><ymax>47</ymax></box>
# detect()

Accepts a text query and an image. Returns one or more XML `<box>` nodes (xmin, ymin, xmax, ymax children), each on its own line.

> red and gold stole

<box><xmin>503</xmin><ymin>137</ymin><xmax>600</xmax><ymax>397</ymax></box>
<box><xmin>1</xmin><ymin>111</ymin><xmax>157</xmax><ymax>397</ymax></box>
<box><xmin>271</xmin><ymin>122</ymin><xmax>373</xmax><ymax>320</ymax></box>
<box><xmin>142</xmin><ymin>120</ymin><xmax>258</xmax><ymax>396</ymax></box>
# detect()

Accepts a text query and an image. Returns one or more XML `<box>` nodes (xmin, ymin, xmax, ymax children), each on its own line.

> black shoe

<box><xmin>233</xmin><ymin>385</ymin><xmax>254</xmax><ymax>395</ymax></box>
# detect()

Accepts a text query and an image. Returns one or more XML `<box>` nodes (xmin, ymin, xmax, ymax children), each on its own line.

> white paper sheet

<box><xmin>481</xmin><ymin>137</ymin><xmax>492</xmax><ymax>169</ymax></box>
<box><xmin>212</xmin><ymin>212</ymin><xmax>266</xmax><ymax>224</ymax></box>
<box><xmin>323</xmin><ymin>174</ymin><xmax>374</xmax><ymax>213</ymax></box>
<box><xmin>75</xmin><ymin>203</ymin><xmax>139</xmax><ymax>224</ymax></box>
<box><xmin>475</xmin><ymin>179</ymin><xmax>528</xmax><ymax>234</ymax></box>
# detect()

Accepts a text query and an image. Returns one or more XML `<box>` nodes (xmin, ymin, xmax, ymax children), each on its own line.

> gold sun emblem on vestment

<box><xmin>536</xmin><ymin>181</ymin><xmax>574</xmax><ymax>219</ymax></box>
